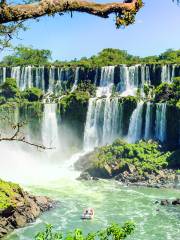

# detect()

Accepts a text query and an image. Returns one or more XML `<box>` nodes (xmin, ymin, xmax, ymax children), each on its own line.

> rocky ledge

<box><xmin>160</xmin><ymin>198</ymin><xmax>180</xmax><ymax>206</ymax></box>
<box><xmin>75</xmin><ymin>152</ymin><xmax>179</xmax><ymax>188</ymax></box>
<box><xmin>0</xmin><ymin>180</ymin><xmax>54</xmax><ymax>238</ymax></box>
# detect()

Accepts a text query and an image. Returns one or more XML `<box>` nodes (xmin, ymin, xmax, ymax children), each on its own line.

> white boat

<box><xmin>81</xmin><ymin>208</ymin><xmax>94</xmax><ymax>220</ymax></box>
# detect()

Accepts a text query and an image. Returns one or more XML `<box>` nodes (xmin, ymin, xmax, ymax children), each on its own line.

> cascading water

<box><xmin>118</xmin><ymin>65</ymin><xmax>140</xmax><ymax>96</ymax></box>
<box><xmin>144</xmin><ymin>102</ymin><xmax>153</xmax><ymax>140</ymax></box>
<box><xmin>83</xmin><ymin>98</ymin><xmax>104</xmax><ymax>150</ymax></box>
<box><xmin>127</xmin><ymin>102</ymin><xmax>144</xmax><ymax>143</ymax></box>
<box><xmin>155</xmin><ymin>103</ymin><xmax>167</xmax><ymax>142</ymax></box>
<box><xmin>161</xmin><ymin>65</ymin><xmax>176</xmax><ymax>83</ymax></box>
<box><xmin>42</xmin><ymin>103</ymin><xmax>59</xmax><ymax>149</ymax></box>
<box><xmin>71</xmin><ymin>67</ymin><xmax>80</xmax><ymax>92</ymax></box>
<box><xmin>96</xmin><ymin>66</ymin><xmax>115</xmax><ymax>97</ymax></box>
<box><xmin>0</xmin><ymin>64</ymin><xmax>178</xmax><ymax>94</ymax></box>
<box><xmin>48</xmin><ymin>66</ymin><xmax>56</xmax><ymax>93</ymax></box>
<box><xmin>102</xmin><ymin>98</ymin><xmax>121</xmax><ymax>145</ymax></box>
<box><xmin>83</xmin><ymin>97</ymin><xmax>123</xmax><ymax>151</ymax></box>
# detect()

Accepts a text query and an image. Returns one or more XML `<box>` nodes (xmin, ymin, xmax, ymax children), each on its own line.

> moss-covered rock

<box><xmin>75</xmin><ymin>140</ymin><xmax>179</xmax><ymax>183</ymax></box>
<box><xmin>0</xmin><ymin>179</ymin><xmax>54</xmax><ymax>238</ymax></box>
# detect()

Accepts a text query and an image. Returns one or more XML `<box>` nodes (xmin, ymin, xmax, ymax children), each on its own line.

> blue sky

<box><xmin>2</xmin><ymin>0</ymin><xmax>180</xmax><ymax>60</ymax></box>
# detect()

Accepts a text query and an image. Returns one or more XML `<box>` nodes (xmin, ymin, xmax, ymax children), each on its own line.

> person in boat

<box><xmin>82</xmin><ymin>208</ymin><xmax>94</xmax><ymax>219</ymax></box>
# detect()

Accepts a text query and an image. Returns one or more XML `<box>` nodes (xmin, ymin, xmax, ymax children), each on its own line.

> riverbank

<box><xmin>0</xmin><ymin>179</ymin><xmax>54</xmax><ymax>238</ymax></box>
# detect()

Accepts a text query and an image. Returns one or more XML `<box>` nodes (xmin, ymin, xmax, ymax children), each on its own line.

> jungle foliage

<box><xmin>154</xmin><ymin>77</ymin><xmax>180</xmax><ymax>106</ymax></box>
<box><xmin>1</xmin><ymin>47</ymin><xmax>180</xmax><ymax>68</ymax></box>
<box><xmin>0</xmin><ymin>179</ymin><xmax>21</xmax><ymax>210</ymax></box>
<box><xmin>34</xmin><ymin>222</ymin><xmax>135</xmax><ymax>240</ymax></box>
<box><xmin>1</xmin><ymin>46</ymin><xmax>51</xmax><ymax>66</ymax></box>
<box><xmin>91</xmin><ymin>140</ymin><xmax>174</xmax><ymax>176</ymax></box>
<box><xmin>0</xmin><ymin>78</ymin><xmax>43</xmax><ymax>104</ymax></box>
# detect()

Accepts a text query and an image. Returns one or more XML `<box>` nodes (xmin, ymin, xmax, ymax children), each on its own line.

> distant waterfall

<box><xmin>161</xmin><ymin>65</ymin><xmax>176</xmax><ymax>83</ymax></box>
<box><xmin>84</xmin><ymin>98</ymin><xmax>104</xmax><ymax>150</ymax></box>
<box><xmin>35</xmin><ymin>66</ymin><xmax>45</xmax><ymax>91</ymax></box>
<box><xmin>102</xmin><ymin>98</ymin><xmax>121</xmax><ymax>145</ymax></box>
<box><xmin>144</xmin><ymin>102</ymin><xmax>153</xmax><ymax>140</ymax></box>
<box><xmin>42</xmin><ymin>104</ymin><xmax>59</xmax><ymax>149</ymax></box>
<box><xmin>155</xmin><ymin>103</ymin><xmax>167</xmax><ymax>142</ymax></box>
<box><xmin>83</xmin><ymin>97</ymin><xmax>123</xmax><ymax>150</ymax></box>
<box><xmin>118</xmin><ymin>65</ymin><xmax>139</xmax><ymax>96</ymax></box>
<box><xmin>48</xmin><ymin>66</ymin><xmax>56</xmax><ymax>93</ymax></box>
<box><xmin>96</xmin><ymin>66</ymin><xmax>115</xmax><ymax>97</ymax></box>
<box><xmin>11</xmin><ymin>66</ymin><xmax>33</xmax><ymax>90</ymax></box>
<box><xmin>0</xmin><ymin>64</ymin><xmax>179</xmax><ymax>94</ymax></box>
<box><xmin>127</xmin><ymin>102</ymin><xmax>144</xmax><ymax>143</ymax></box>
<box><xmin>71</xmin><ymin>67</ymin><xmax>80</xmax><ymax>92</ymax></box>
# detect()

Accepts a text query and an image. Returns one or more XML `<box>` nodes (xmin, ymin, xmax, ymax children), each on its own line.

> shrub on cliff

<box><xmin>35</xmin><ymin>222</ymin><xmax>135</xmax><ymax>240</ymax></box>
<box><xmin>0</xmin><ymin>78</ymin><xmax>20</xmax><ymax>100</ymax></box>
<box><xmin>76</xmin><ymin>80</ymin><xmax>96</xmax><ymax>96</ymax></box>
<box><xmin>0</xmin><ymin>179</ymin><xmax>21</xmax><ymax>210</ymax></box>
<box><xmin>89</xmin><ymin>140</ymin><xmax>170</xmax><ymax>177</ymax></box>
<box><xmin>154</xmin><ymin>77</ymin><xmax>180</xmax><ymax>104</ymax></box>
<box><xmin>21</xmin><ymin>88</ymin><xmax>43</xmax><ymax>102</ymax></box>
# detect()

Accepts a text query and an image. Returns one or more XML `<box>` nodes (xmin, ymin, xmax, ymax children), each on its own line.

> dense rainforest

<box><xmin>1</xmin><ymin>47</ymin><xmax>180</xmax><ymax>67</ymax></box>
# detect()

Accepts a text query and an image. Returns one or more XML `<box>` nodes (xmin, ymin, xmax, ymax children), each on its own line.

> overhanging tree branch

<box><xmin>0</xmin><ymin>0</ymin><xmax>143</xmax><ymax>27</ymax></box>
<box><xmin>0</xmin><ymin>121</ymin><xmax>53</xmax><ymax>150</ymax></box>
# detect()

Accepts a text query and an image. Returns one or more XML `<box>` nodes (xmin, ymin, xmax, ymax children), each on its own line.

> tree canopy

<box><xmin>2</xmin><ymin>47</ymin><xmax>180</xmax><ymax>67</ymax></box>
<box><xmin>2</xmin><ymin>45</ymin><xmax>51</xmax><ymax>65</ymax></box>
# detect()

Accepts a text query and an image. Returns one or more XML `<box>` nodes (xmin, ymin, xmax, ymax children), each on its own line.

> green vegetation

<box><xmin>21</xmin><ymin>88</ymin><xmax>43</xmax><ymax>102</ymax></box>
<box><xmin>76</xmin><ymin>80</ymin><xmax>96</xmax><ymax>97</ymax></box>
<box><xmin>89</xmin><ymin>140</ymin><xmax>173</xmax><ymax>177</ymax></box>
<box><xmin>1</xmin><ymin>47</ymin><xmax>180</xmax><ymax>68</ymax></box>
<box><xmin>0</xmin><ymin>78</ymin><xmax>20</xmax><ymax>100</ymax></box>
<box><xmin>1</xmin><ymin>46</ymin><xmax>51</xmax><ymax>66</ymax></box>
<box><xmin>154</xmin><ymin>77</ymin><xmax>180</xmax><ymax>105</ymax></box>
<box><xmin>0</xmin><ymin>179</ymin><xmax>21</xmax><ymax>210</ymax></box>
<box><xmin>59</xmin><ymin>91</ymin><xmax>90</xmax><ymax>112</ymax></box>
<box><xmin>35</xmin><ymin>222</ymin><xmax>135</xmax><ymax>240</ymax></box>
<box><xmin>0</xmin><ymin>78</ymin><xmax>44</xmax><ymax>104</ymax></box>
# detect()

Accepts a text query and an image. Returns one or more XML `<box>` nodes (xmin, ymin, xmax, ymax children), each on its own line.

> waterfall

<box><xmin>48</xmin><ymin>66</ymin><xmax>56</xmax><ymax>93</ymax></box>
<box><xmin>71</xmin><ymin>67</ymin><xmax>80</xmax><ymax>92</ymax></box>
<box><xmin>161</xmin><ymin>65</ymin><xmax>176</xmax><ymax>83</ymax></box>
<box><xmin>102</xmin><ymin>98</ymin><xmax>121</xmax><ymax>145</ymax></box>
<box><xmin>3</xmin><ymin>67</ymin><xmax>6</xmax><ymax>83</ymax></box>
<box><xmin>94</xmin><ymin>68</ymin><xmax>98</xmax><ymax>85</ymax></box>
<box><xmin>0</xmin><ymin>64</ymin><xmax>178</xmax><ymax>94</ymax></box>
<box><xmin>83</xmin><ymin>97</ymin><xmax>123</xmax><ymax>150</ymax></box>
<box><xmin>155</xmin><ymin>103</ymin><xmax>167</xmax><ymax>142</ymax></box>
<box><xmin>118</xmin><ymin>65</ymin><xmax>140</xmax><ymax>96</ymax></box>
<box><xmin>35</xmin><ymin>66</ymin><xmax>45</xmax><ymax>91</ymax></box>
<box><xmin>127</xmin><ymin>102</ymin><xmax>144</xmax><ymax>143</ymax></box>
<box><xmin>42</xmin><ymin>104</ymin><xmax>59</xmax><ymax>149</ymax></box>
<box><xmin>144</xmin><ymin>102</ymin><xmax>153</xmax><ymax>140</ymax></box>
<box><xmin>11</xmin><ymin>66</ymin><xmax>33</xmax><ymax>90</ymax></box>
<box><xmin>83</xmin><ymin>98</ymin><xmax>104</xmax><ymax>150</ymax></box>
<box><xmin>96</xmin><ymin>66</ymin><xmax>115</xmax><ymax>97</ymax></box>
<box><xmin>11</xmin><ymin>66</ymin><xmax>21</xmax><ymax>88</ymax></box>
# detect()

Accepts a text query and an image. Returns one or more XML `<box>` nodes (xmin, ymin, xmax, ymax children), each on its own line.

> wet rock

<box><xmin>160</xmin><ymin>200</ymin><xmax>171</xmax><ymax>206</ymax></box>
<box><xmin>0</xmin><ymin>191</ymin><xmax>54</xmax><ymax>238</ymax></box>
<box><xmin>77</xmin><ymin>172</ymin><xmax>92</xmax><ymax>180</ymax></box>
<box><xmin>172</xmin><ymin>198</ymin><xmax>180</xmax><ymax>205</ymax></box>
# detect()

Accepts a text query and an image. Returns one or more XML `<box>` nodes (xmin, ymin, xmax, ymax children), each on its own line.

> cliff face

<box><xmin>0</xmin><ymin>179</ymin><xmax>54</xmax><ymax>238</ymax></box>
<box><xmin>0</xmin><ymin>64</ymin><xmax>180</xmax><ymax>92</ymax></box>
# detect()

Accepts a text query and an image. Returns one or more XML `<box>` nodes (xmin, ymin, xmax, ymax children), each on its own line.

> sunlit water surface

<box><xmin>4</xmin><ymin>179</ymin><xmax>180</xmax><ymax>240</ymax></box>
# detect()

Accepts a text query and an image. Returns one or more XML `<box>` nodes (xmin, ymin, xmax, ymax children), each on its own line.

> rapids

<box><xmin>3</xmin><ymin>176</ymin><xmax>180</xmax><ymax>240</ymax></box>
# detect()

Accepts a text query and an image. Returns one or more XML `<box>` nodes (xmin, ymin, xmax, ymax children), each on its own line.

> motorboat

<box><xmin>81</xmin><ymin>208</ymin><xmax>94</xmax><ymax>220</ymax></box>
